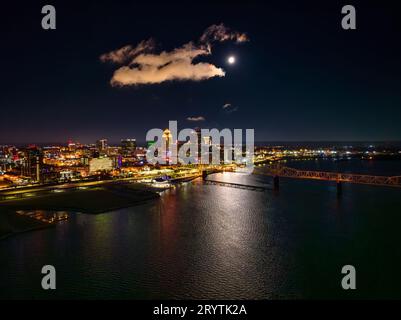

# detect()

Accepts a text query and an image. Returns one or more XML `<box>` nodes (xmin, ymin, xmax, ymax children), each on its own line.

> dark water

<box><xmin>1</xmin><ymin>160</ymin><xmax>401</xmax><ymax>299</ymax></box>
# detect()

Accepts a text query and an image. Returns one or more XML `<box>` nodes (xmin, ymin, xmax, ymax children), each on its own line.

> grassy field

<box><xmin>0</xmin><ymin>183</ymin><xmax>160</xmax><ymax>239</ymax></box>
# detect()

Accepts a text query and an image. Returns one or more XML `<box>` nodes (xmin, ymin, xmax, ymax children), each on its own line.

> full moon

<box><xmin>228</xmin><ymin>56</ymin><xmax>235</xmax><ymax>64</ymax></box>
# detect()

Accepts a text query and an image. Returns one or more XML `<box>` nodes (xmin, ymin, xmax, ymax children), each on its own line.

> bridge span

<box><xmin>253</xmin><ymin>164</ymin><xmax>401</xmax><ymax>194</ymax></box>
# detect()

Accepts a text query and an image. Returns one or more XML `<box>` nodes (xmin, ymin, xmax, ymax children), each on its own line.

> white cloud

<box><xmin>101</xmin><ymin>24</ymin><xmax>248</xmax><ymax>86</ymax></box>
<box><xmin>100</xmin><ymin>39</ymin><xmax>155</xmax><ymax>64</ymax></box>
<box><xmin>222</xmin><ymin>103</ymin><xmax>238</xmax><ymax>113</ymax></box>
<box><xmin>187</xmin><ymin>116</ymin><xmax>206</xmax><ymax>121</ymax></box>
<box><xmin>200</xmin><ymin>23</ymin><xmax>249</xmax><ymax>44</ymax></box>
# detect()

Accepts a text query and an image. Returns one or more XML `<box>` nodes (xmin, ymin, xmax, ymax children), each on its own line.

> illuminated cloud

<box><xmin>111</xmin><ymin>43</ymin><xmax>225</xmax><ymax>86</ymax></box>
<box><xmin>200</xmin><ymin>23</ymin><xmax>249</xmax><ymax>44</ymax></box>
<box><xmin>187</xmin><ymin>116</ymin><xmax>206</xmax><ymax>121</ymax></box>
<box><xmin>101</xmin><ymin>24</ymin><xmax>248</xmax><ymax>86</ymax></box>
<box><xmin>222</xmin><ymin>103</ymin><xmax>238</xmax><ymax>113</ymax></box>
<box><xmin>100</xmin><ymin>39</ymin><xmax>155</xmax><ymax>64</ymax></box>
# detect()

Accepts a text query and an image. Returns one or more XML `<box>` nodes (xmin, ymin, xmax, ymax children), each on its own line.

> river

<box><xmin>1</xmin><ymin>159</ymin><xmax>401</xmax><ymax>299</ymax></box>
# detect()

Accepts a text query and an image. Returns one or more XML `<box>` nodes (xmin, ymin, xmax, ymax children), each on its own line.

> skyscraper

<box><xmin>22</xmin><ymin>146</ymin><xmax>43</xmax><ymax>182</ymax></box>
<box><xmin>96</xmin><ymin>139</ymin><xmax>108</xmax><ymax>156</ymax></box>
<box><xmin>121</xmin><ymin>138</ymin><xmax>136</xmax><ymax>156</ymax></box>
<box><xmin>162</xmin><ymin>129</ymin><xmax>172</xmax><ymax>165</ymax></box>
<box><xmin>195</xmin><ymin>127</ymin><xmax>202</xmax><ymax>164</ymax></box>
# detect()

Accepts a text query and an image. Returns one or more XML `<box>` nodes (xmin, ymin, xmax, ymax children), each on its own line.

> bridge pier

<box><xmin>273</xmin><ymin>175</ymin><xmax>279</xmax><ymax>191</ymax></box>
<box><xmin>337</xmin><ymin>181</ymin><xmax>342</xmax><ymax>196</ymax></box>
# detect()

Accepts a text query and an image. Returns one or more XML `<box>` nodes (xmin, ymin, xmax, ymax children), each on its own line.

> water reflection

<box><xmin>16</xmin><ymin>210</ymin><xmax>69</xmax><ymax>224</ymax></box>
<box><xmin>1</xmin><ymin>163</ymin><xmax>401</xmax><ymax>299</ymax></box>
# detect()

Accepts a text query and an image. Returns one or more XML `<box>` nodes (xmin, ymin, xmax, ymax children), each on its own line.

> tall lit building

<box><xmin>121</xmin><ymin>138</ymin><xmax>136</xmax><ymax>156</ymax></box>
<box><xmin>202</xmin><ymin>135</ymin><xmax>212</xmax><ymax>164</ymax></box>
<box><xmin>162</xmin><ymin>129</ymin><xmax>173</xmax><ymax>165</ymax></box>
<box><xmin>68</xmin><ymin>139</ymin><xmax>76</xmax><ymax>151</ymax></box>
<box><xmin>22</xmin><ymin>146</ymin><xmax>43</xmax><ymax>182</ymax></box>
<box><xmin>96</xmin><ymin>139</ymin><xmax>107</xmax><ymax>151</ymax></box>
<box><xmin>96</xmin><ymin>139</ymin><xmax>108</xmax><ymax>156</ymax></box>
<box><xmin>195</xmin><ymin>127</ymin><xmax>202</xmax><ymax>164</ymax></box>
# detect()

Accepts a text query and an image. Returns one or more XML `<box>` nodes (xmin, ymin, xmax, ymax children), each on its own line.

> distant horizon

<box><xmin>2</xmin><ymin>140</ymin><xmax>401</xmax><ymax>148</ymax></box>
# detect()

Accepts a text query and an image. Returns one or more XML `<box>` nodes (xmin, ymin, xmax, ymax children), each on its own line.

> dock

<box><xmin>204</xmin><ymin>179</ymin><xmax>270</xmax><ymax>192</ymax></box>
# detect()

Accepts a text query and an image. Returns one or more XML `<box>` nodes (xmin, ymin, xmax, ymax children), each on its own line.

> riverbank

<box><xmin>0</xmin><ymin>211</ymin><xmax>54</xmax><ymax>240</ymax></box>
<box><xmin>0</xmin><ymin>183</ymin><xmax>160</xmax><ymax>239</ymax></box>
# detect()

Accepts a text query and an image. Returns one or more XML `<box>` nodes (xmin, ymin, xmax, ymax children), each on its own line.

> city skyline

<box><xmin>2</xmin><ymin>1</ymin><xmax>401</xmax><ymax>304</ymax></box>
<box><xmin>1</xmin><ymin>1</ymin><xmax>400</xmax><ymax>144</ymax></box>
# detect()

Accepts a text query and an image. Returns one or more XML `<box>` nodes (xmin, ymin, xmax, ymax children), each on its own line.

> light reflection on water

<box><xmin>1</xmin><ymin>161</ymin><xmax>401</xmax><ymax>299</ymax></box>
<box><xmin>16</xmin><ymin>210</ymin><xmax>69</xmax><ymax>224</ymax></box>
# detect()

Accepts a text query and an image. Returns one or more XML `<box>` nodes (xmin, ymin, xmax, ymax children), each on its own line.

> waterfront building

<box><xmin>59</xmin><ymin>170</ymin><xmax>76</xmax><ymax>181</ymax></box>
<box><xmin>89</xmin><ymin>157</ymin><xmax>113</xmax><ymax>174</ymax></box>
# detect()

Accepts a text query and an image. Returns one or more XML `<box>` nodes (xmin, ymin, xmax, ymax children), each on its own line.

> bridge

<box><xmin>253</xmin><ymin>164</ymin><xmax>401</xmax><ymax>194</ymax></box>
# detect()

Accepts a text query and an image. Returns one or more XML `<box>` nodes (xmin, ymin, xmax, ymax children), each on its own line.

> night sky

<box><xmin>1</xmin><ymin>0</ymin><xmax>400</xmax><ymax>144</ymax></box>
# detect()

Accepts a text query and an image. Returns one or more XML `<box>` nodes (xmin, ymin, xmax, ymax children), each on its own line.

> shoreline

<box><xmin>0</xmin><ymin>221</ymin><xmax>55</xmax><ymax>241</ymax></box>
<box><xmin>0</xmin><ymin>210</ymin><xmax>55</xmax><ymax>241</ymax></box>
<box><xmin>0</xmin><ymin>183</ymin><xmax>161</xmax><ymax>240</ymax></box>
